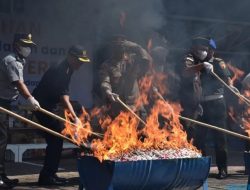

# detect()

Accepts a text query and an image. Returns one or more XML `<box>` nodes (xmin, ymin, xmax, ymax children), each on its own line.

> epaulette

<box><xmin>184</xmin><ymin>54</ymin><xmax>194</xmax><ymax>62</ymax></box>
<box><xmin>214</xmin><ymin>57</ymin><xmax>223</xmax><ymax>62</ymax></box>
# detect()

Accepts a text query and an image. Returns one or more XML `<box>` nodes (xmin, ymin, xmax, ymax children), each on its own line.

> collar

<box><xmin>13</xmin><ymin>53</ymin><xmax>25</xmax><ymax>64</ymax></box>
<box><xmin>63</xmin><ymin>60</ymin><xmax>73</xmax><ymax>75</ymax></box>
<box><xmin>208</xmin><ymin>57</ymin><xmax>214</xmax><ymax>62</ymax></box>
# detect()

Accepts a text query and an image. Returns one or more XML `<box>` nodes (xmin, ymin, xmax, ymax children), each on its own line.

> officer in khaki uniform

<box><xmin>99</xmin><ymin>38</ymin><xmax>151</xmax><ymax>119</ymax></box>
<box><xmin>183</xmin><ymin>37</ymin><xmax>232</xmax><ymax>179</ymax></box>
<box><xmin>0</xmin><ymin>33</ymin><xmax>40</xmax><ymax>188</ymax></box>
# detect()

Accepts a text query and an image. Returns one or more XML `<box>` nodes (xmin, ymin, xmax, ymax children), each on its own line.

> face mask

<box><xmin>19</xmin><ymin>46</ymin><xmax>31</xmax><ymax>57</ymax></box>
<box><xmin>195</xmin><ymin>50</ymin><xmax>208</xmax><ymax>61</ymax></box>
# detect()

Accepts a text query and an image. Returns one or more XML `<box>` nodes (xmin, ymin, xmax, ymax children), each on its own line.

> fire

<box><xmin>147</xmin><ymin>38</ymin><xmax>153</xmax><ymax>53</ymax></box>
<box><xmin>241</xmin><ymin>89</ymin><xmax>250</xmax><ymax>136</ymax></box>
<box><xmin>90</xmin><ymin>106</ymin><xmax>112</xmax><ymax>131</ymax></box>
<box><xmin>142</xmin><ymin>100</ymin><xmax>189</xmax><ymax>150</ymax></box>
<box><xmin>91</xmin><ymin>111</ymin><xmax>139</xmax><ymax>160</ymax></box>
<box><xmin>228</xmin><ymin>106</ymin><xmax>238</xmax><ymax>123</ymax></box>
<box><xmin>89</xmin><ymin>98</ymin><xmax>197</xmax><ymax>161</ymax></box>
<box><xmin>63</xmin><ymin>71</ymin><xmax>199</xmax><ymax>161</ymax></box>
<box><xmin>152</xmin><ymin>71</ymin><xmax>168</xmax><ymax>95</ymax></box>
<box><xmin>62</xmin><ymin>108</ymin><xmax>92</xmax><ymax>146</ymax></box>
<box><xmin>119</xmin><ymin>11</ymin><xmax>126</xmax><ymax>29</ymax></box>
<box><xmin>134</xmin><ymin>74</ymin><xmax>153</xmax><ymax>109</ymax></box>
<box><xmin>227</xmin><ymin>63</ymin><xmax>245</xmax><ymax>85</ymax></box>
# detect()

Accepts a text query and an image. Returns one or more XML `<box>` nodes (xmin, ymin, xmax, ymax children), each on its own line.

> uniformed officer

<box><xmin>0</xmin><ymin>33</ymin><xmax>40</xmax><ymax>188</ymax></box>
<box><xmin>183</xmin><ymin>37</ymin><xmax>232</xmax><ymax>179</ymax></box>
<box><xmin>240</xmin><ymin>73</ymin><xmax>250</xmax><ymax>174</ymax></box>
<box><xmin>32</xmin><ymin>45</ymin><xmax>90</xmax><ymax>186</ymax></box>
<box><xmin>99</xmin><ymin>38</ymin><xmax>151</xmax><ymax>120</ymax></box>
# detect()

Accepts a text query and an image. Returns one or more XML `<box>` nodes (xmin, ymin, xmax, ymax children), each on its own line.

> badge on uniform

<box><xmin>219</xmin><ymin>62</ymin><xmax>226</xmax><ymax>69</ymax></box>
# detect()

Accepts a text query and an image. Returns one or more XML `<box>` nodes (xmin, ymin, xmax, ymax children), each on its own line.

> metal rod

<box><xmin>24</xmin><ymin>107</ymin><xmax>103</xmax><ymax>137</ymax></box>
<box><xmin>179</xmin><ymin>115</ymin><xmax>250</xmax><ymax>141</ymax></box>
<box><xmin>0</xmin><ymin>106</ymin><xmax>80</xmax><ymax>146</ymax></box>
<box><xmin>153</xmin><ymin>88</ymin><xmax>250</xmax><ymax>142</ymax></box>
<box><xmin>38</xmin><ymin>107</ymin><xmax>103</xmax><ymax>138</ymax></box>
<box><xmin>211</xmin><ymin>71</ymin><xmax>250</xmax><ymax>106</ymax></box>
<box><xmin>115</xmin><ymin>97</ymin><xmax>147</xmax><ymax>126</ymax></box>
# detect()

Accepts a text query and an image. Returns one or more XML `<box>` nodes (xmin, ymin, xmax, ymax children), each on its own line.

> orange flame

<box><xmin>227</xmin><ymin>63</ymin><xmax>245</xmax><ymax>85</ymax></box>
<box><xmin>228</xmin><ymin>106</ymin><xmax>238</xmax><ymax>123</ymax></box>
<box><xmin>63</xmin><ymin>72</ymin><xmax>198</xmax><ymax>161</ymax></box>
<box><xmin>62</xmin><ymin>107</ymin><xmax>92</xmax><ymax>146</ymax></box>
<box><xmin>147</xmin><ymin>38</ymin><xmax>153</xmax><ymax>53</ymax></box>
<box><xmin>90</xmin><ymin>99</ymin><xmax>197</xmax><ymax>161</ymax></box>
<box><xmin>241</xmin><ymin>89</ymin><xmax>250</xmax><ymax>136</ymax></box>
<box><xmin>119</xmin><ymin>11</ymin><xmax>126</xmax><ymax>29</ymax></box>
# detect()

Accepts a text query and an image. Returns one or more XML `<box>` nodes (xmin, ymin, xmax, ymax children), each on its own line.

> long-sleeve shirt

<box><xmin>99</xmin><ymin>41</ymin><xmax>151</xmax><ymax>106</ymax></box>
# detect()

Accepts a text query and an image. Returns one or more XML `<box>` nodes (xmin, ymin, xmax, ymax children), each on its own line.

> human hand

<box><xmin>106</xmin><ymin>90</ymin><xmax>119</xmax><ymax>102</ymax></box>
<box><xmin>203</xmin><ymin>62</ymin><xmax>214</xmax><ymax>73</ymax></box>
<box><xmin>25</xmin><ymin>96</ymin><xmax>40</xmax><ymax>111</ymax></box>
<box><xmin>74</xmin><ymin>117</ymin><xmax>82</xmax><ymax>127</ymax></box>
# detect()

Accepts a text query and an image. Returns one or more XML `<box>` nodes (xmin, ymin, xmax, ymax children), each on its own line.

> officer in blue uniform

<box><xmin>183</xmin><ymin>37</ymin><xmax>232</xmax><ymax>179</ymax></box>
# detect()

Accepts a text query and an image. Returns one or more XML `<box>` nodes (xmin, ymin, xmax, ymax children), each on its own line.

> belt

<box><xmin>201</xmin><ymin>94</ymin><xmax>224</xmax><ymax>102</ymax></box>
<box><xmin>0</xmin><ymin>98</ymin><xmax>12</xmax><ymax>103</ymax></box>
<box><xmin>0</xmin><ymin>98</ymin><xmax>12</xmax><ymax>109</ymax></box>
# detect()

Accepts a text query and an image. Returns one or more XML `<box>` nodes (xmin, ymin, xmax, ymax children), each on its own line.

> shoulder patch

<box><xmin>186</xmin><ymin>57</ymin><xmax>194</xmax><ymax>62</ymax></box>
<box><xmin>219</xmin><ymin>61</ymin><xmax>226</xmax><ymax>69</ymax></box>
<box><xmin>214</xmin><ymin>57</ymin><xmax>226</xmax><ymax>69</ymax></box>
<box><xmin>185</xmin><ymin>54</ymin><xmax>194</xmax><ymax>61</ymax></box>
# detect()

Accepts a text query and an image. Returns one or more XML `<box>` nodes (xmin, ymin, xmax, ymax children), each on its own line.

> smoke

<box><xmin>8</xmin><ymin>0</ymin><xmax>250</xmax><ymax>98</ymax></box>
<box><xmin>161</xmin><ymin>0</ymin><xmax>250</xmax><ymax>73</ymax></box>
<box><xmin>5</xmin><ymin>0</ymin><xmax>250</xmax><ymax>67</ymax></box>
<box><xmin>89</xmin><ymin>0</ymin><xmax>166</xmax><ymax>47</ymax></box>
<box><xmin>29</xmin><ymin>0</ymin><xmax>165</xmax><ymax>50</ymax></box>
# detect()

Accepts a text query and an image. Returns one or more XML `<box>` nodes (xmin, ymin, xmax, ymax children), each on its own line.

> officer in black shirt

<box><xmin>183</xmin><ymin>37</ymin><xmax>232</xmax><ymax>179</ymax></box>
<box><xmin>32</xmin><ymin>45</ymin><xmax>90</xmax><ymax>186</ymax></box>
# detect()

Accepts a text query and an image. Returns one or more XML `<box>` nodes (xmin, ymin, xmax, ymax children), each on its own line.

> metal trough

<box><xmin>77</xmin><ymin>156</ymin><xmax>211</xmax><ymax>190</ymax></box>
<box><xmin>244</xmin><ymin>152</ymin><xmax>250</xmax><ymax>189</ymax></box>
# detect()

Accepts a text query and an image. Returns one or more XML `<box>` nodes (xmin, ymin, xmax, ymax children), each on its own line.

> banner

<box><xmin>0</xmin><ymin>16</ymin><xmax>93</xmax><ymax>108</ymax></box>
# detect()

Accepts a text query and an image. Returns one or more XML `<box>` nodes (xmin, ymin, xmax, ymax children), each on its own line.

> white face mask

<box><xmin>19</xmin><ymin>46</ymin><xmax>31</xmax><ymax>57</ymax></box>
<box><xmin>195</xmin><ymin>50</ymin><xmax>208</xmax><ymax>61</ymax></box>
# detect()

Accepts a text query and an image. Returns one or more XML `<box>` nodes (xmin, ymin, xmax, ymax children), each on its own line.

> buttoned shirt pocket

<box><xmin>110</xmin><ymin>67</ymin><xmax>122</xmax><ymax>85</ymax></box>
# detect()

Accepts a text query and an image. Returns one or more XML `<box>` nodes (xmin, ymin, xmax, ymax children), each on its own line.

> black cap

<box><xmin>68</xmin><ymin>45</ymin><xmax>90</xmax><ymax>63</ymax></box>
<box><xmin>192</xmin><ymin>36</ymin><xmax>216</xmax><ymax>49</ymax></box>
<box><xmin>13</xmin><ymin>33</ymin><xmax>36</xmax><ymax>46</ymax></box>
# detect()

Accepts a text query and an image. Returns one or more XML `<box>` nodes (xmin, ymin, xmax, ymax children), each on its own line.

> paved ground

<box><xmin>4</xmin><ymin>138</ymin><xmax>250</xmax><ymax>190</ymax></box>
<box><xmin>6</xmin><ymin>164</ymin><xmax>249</xmax><ymax>190</ymax></box>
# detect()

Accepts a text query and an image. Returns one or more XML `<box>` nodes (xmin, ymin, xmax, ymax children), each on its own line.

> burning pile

<box><xmin>63</xmin><ymin>98</ymin><xmax>201</xmax><ymax>161</ymax></box>
<box><xmin>240</xmin><ymin>89</ymin><xmax>250</xmax><ymax>136</ymax></box>
<box><xmin>62</xmin><ymin>71</ymin><xmax>201</xmax><ymax>161</ymax></box>
<box><xmin>87</xmin><ymin>99</ymin><xmax>201</xmax><ymax>161</ymax></box>
<box><xmin>108</xmin><ymin>149</ymin><xmax>201</xmax><ymax>162</ymax></box>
